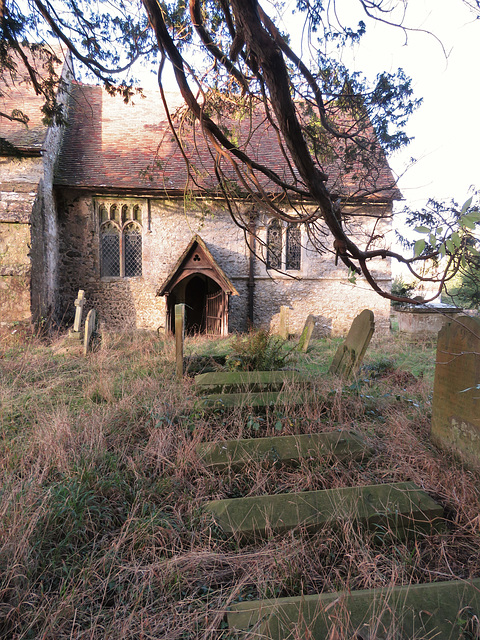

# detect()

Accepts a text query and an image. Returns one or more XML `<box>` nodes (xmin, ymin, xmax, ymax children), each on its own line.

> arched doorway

<box><xmin>158</xmin><ymin>235</ymin><xmax>238</xmax><ymax>336</ymax></box>
<box><xmin>167</xmin><ymin>274</ymin><xmax>223</xmax><ymax>335</ymax></box>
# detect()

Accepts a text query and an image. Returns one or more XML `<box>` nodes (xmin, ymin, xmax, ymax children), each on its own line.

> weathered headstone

<box><xmin>175</xmin><ymin>303</ymin><xmax>185</xmax><ymax>379</ymax></box>
<box><xmin>83</xmin><ymin>308</ymin><xmax>96</xmax><ymax>355</ymax></box>
<box><xmin>68</xmin><ymin>289</ymin><xmax>85</xmax><ymax>341</ymax></box>
<box><xmin>204</xmin><ymin>481</ymin><xmax>443</xmax><ymax>542</ymax></box>
<box><xmin>73</xmin><ymin>289</ymin><xmax>85</xmax><ymax>332</ymax></box>
<box><xmin>298</xmin><ymin>314</ymin><xmax>315</xmax><ymax>352</ymax></box>
<box><xmin>279</xmin><ymin>305</ymin><xmax>289</xmax><ymax>340</ymax></box>
<box><xmin>329</xmin><ymin>309</ymin><xmax>375</xmax><ymax>378</ymax></box>
<box><xmin>431</xmin><ymin>316</ymin><xmax>480</xmax><ymax>467</ymax></box>
<box><xmin>227</xmin><ymin>578</ymin><xmax>480</xmax><ymax>640</ymax></box>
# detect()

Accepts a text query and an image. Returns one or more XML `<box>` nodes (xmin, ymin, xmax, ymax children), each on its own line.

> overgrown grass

<box><xmin>0</xmin><ymin>329</ymin><xmax>478</xmax><ymax>638</ymax></box>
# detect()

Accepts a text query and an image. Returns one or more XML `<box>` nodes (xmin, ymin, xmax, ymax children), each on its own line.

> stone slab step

<box><xmin>227</xmin><ymin>578</ymin><xmax>480</xmax><ymax>640</ymax></box>
<box><xmin>194</xmin><ymin>370</ymin><xmax>312</xmax><ymax>395</ymax></box>
<box><xmin>196</xmin><ymin>431</ymin><xmax>371</xmax><ymax>472</ymax></box>
<box><xmin>204</xmin><ymin>481</ymin><xmax>443</xmax><ymax>542</ymax></box>
<box><xmin>198</xmin><ymin>390</ymin><xmax>318</xmax><ymax>409</ymax></box>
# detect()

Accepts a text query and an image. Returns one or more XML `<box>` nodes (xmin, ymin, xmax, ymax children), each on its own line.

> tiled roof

<box><xmin>0</xmin><ymin>46</ymin><xmax>69</xmax><ymax>154</ymax></box>
<box><xmin>55</xmin><ymin>82</ymin><xmax>401</xmax><ymax>202</ymax></box>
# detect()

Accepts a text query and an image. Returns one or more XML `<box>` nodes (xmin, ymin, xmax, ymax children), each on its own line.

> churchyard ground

<box><xmin>0</xmin><ymin>328</ymin><xmax>479</xmax><ymax>638</ymax></box>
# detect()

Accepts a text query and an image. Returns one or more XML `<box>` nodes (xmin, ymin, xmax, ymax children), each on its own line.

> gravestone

<box><xmin>329</xmin><ymin>309</ymin><xmax>375</xmax><ymax>378</ymax></box>
<box><xmin>195</xmin><ymin>370</ymin><xmax>310</xmax><ymax>394</ymax></box>
<box><xmin>228</xmin><ymin>578</ymin><xmax>480</xmax><ymax>640</ymax></box>
<box><xmin>68</xmin><ymin>289</ymin><xmax>85</xmax><ymax>341</ymax></box>
<box><xmin>175</xmin><ymin>303</ymin><xmax>185</xmax><ymax>379</ymax></box>
<box><xmin>298</xmin><ymin>314</ymin><xmax>315</xmax><ymax>352</ymax></box>
<box><xmin>431</xmin><ymin>316</ymin><xmax>480</xmax><ymax>467</ymax></box>
<box><xmin>196</xmin><ymin>431</ymin><xmax>371</xmax><ymax>472</ymax></box>
<box><xmin>279</xmin><ymin>305</ymin><xmax>289</xmax><ymax>340</ymax></box>
<box><xmin>83</xmin><ymin>308</ymin><xmax>96</xmax><ymax>355</ymax></box>
<box><xmin>204</xmin><ymin>481</ymin><xmax>443</xmax><ymax>542</ymax></box>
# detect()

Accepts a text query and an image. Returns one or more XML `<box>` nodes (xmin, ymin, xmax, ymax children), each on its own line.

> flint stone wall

<box><xmin>57</xmin><ymin>192</ymin><xmax>391</xmax><ymax>335</ymax></box>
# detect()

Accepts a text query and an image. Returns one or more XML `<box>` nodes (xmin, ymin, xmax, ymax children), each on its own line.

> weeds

<box><xmin>225</xmin><ymin>328</ymin><xmax>296</xmax><ymax>371</ymax></box>
<box><xmin>0</xmin><ymin>330</ymin><xmax>478</xmax><ymax>638</ymax></box>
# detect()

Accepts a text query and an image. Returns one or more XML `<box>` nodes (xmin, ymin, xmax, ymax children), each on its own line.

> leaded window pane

<box><xmin>267</xmin><ymin>220</ymin><xmax>282</xmax><ymax>269</ymax></box>
<box><xmin>125</xmin><ymin>227</ymin><xmax>142</xmax><ymax>277</ymax></box>
<box><xmin>101</xmin><ymin>228</ymin><xmax>120</xmax><ymax>277</ymax></box>
<box><xmin>286</xmin><ymin>225</ymin><xmax>301</xmax><ymax>270</ymax></box>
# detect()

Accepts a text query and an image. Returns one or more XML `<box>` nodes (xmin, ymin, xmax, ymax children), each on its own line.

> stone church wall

<box><xmin>0</xmin><ymin>156</ymin><xmax>42</xmax><ymax>324</ymax></box>
<box><xmin>57</xmin><ymin>191</ymin><xmax>391</xmax><ymax>335</ymax></box>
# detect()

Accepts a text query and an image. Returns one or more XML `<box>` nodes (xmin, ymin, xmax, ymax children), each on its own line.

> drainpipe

<box><xmin>247</xmin><ymin>211</ymin><xmax>256</xmax><ymax>329</ymax></box>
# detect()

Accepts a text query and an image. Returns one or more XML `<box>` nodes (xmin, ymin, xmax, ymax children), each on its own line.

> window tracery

<box><xmin>97</xmin><ymin>200</ymin><xmax>143</xmax><ymax>278</ymax></box>
<box><xmin>266</xmin><ymin>219</ymin><xmax>302</xmax><ymax>271</ymax></box>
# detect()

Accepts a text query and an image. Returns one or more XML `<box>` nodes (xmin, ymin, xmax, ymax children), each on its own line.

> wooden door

<box><xmin>205</xmin><ymin>290</ymin><xmax>223</xmax><ymax>336</ymax></box>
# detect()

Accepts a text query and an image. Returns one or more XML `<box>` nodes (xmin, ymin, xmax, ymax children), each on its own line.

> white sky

<box><xmin>343</xmin><ymin>0</ymin><xmax>479</xmax><ymax>209</ymax></box>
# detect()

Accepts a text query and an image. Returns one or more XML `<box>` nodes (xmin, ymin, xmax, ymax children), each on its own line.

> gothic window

<box><xmin>124</xmin><ymin>224</ymin><xmax>142</xmax><ymax>277</ymax></box>
<box><xmin>266</xmin><ymin>219</ymin><xmax>302</xmax><ymax>271</ymax></box>
<box><xmin>99</xmin><ymin>201</ymin><xmax>143</xmax><ymax>278</ymax></box>
<box><xmin>286</xmin><ymin>225</ymin><xmax>301</xmax><ymax>270</ymax></box>
<box><xmin>267</xmin><ymin>219</ymin><xmax>282</xmax><ymax>269</ymax></box>
<box><xmin>101</xmin><ymin>222</ymin><xmax>120</xmax><ymax>277</ymax></box>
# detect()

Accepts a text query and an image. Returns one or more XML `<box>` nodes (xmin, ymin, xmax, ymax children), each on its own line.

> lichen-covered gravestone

<box><xmin>279</xmin><ymin>305</ymin><xmax>289</xmax><ymax>340</ymax></box>
<box><xmin>329</xmin><ymin>309</ymin><xmax>375</xmax><ymax>378</ymax></box>
<box><xmin>431</xmin><ymin>316</ymin><xmax>480</xmax><ymax>467</ymax></box>
<box><xmin>83</xmin><ymin>308</ymin><xmax>96</xmax><ymax>355</ymax></box>
<box><xmin>298</xmin><ymin>314</ymin><xmax>315</xmax><ymax>352</ymax></box>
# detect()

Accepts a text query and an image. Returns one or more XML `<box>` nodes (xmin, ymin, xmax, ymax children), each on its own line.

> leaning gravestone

<box><xmin>279</xmin><ymin>305</ymin><xmax>289</xmax><ymax>340</ymax></box>
<box><xmin>298</xmin><ymin>314</ymin><xmax>315</xmax><ymax>352</ymax></box>
<box><xmin>83</xmin><ymin>309</ymin><xmax>96</xmax><ymax>355</ymax></box>
<box><xmin>329</xmin><ymin>309</ymin><xmax>375</xmax><ymax>378</ymax></box>
<box><xmin>431</xmin><ymin>316</ymin><xmax>480</xmax><ymax>467</ymax></box>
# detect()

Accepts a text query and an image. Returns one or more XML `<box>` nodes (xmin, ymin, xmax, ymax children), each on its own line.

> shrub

<box><xmin>225</xmin><ymin>328</ymin><xmax>295</xmax><ymax>371</ymax></box>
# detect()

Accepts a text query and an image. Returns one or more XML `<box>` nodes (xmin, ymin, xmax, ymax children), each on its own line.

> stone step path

<box><xmin>205</xmin><ymin>481</ymin><xmax>443</xmax><ymax>543</ymax></box>
<box><xmin>196</xmin><ymin>430</ymin><xmax>371</xmax><ymax>472</ymax></box>
<box><xmin>227</xmin><ymin>578</ymin><xmax>480</xmax><ymax>640</ymax></box>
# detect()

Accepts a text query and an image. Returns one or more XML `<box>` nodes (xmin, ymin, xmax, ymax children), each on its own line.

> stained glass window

<box><xmin>267</xmin><ymin>219</ymin><xmax>282</xmax><ymax>269</ymax></box>
<box><xmin>286</xmin><ymin>225</ymin><xmax>301</xmax><ymax>270</ymax></box>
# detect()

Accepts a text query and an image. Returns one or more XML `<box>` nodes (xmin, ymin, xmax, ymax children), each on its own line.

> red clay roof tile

<box><xmin>55</xmin><ymin>83</ymin><xmax>401</xmax><ymax>202</ymax></box>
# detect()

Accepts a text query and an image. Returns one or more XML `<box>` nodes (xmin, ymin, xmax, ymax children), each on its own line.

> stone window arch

<box><xmin>98</xmin><ymin>200</ymin><xmax>143</xmax><ymax>278</ymax></box>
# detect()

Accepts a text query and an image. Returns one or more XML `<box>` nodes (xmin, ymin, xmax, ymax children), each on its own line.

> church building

<box><xmin>1</xmin><ymin>50</ymin><xmax>399</xmax><ymax>337</ymax></box>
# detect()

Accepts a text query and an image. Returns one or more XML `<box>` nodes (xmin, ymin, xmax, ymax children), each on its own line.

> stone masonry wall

<box><xmin>0</xmin><ymin>156</ymin><xmax>43</xmax><ymax>324</ymax></box>
<box><xmin>58</xmin><ymin>192</ymin><xmax>392</xmax><ymax>335</ymax></box>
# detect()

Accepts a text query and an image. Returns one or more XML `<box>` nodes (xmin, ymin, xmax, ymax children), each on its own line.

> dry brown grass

<box><xmin>0</xmin><ymin>329</ymin><xmax>478</xmax><ymax>638</ymax></box>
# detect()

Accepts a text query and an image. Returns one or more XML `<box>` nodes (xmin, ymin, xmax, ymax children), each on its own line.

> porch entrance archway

<box><xmin>157</xmin><ymin>235</ymin><xmax>238</xmax><ymax>337</ymax></box>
